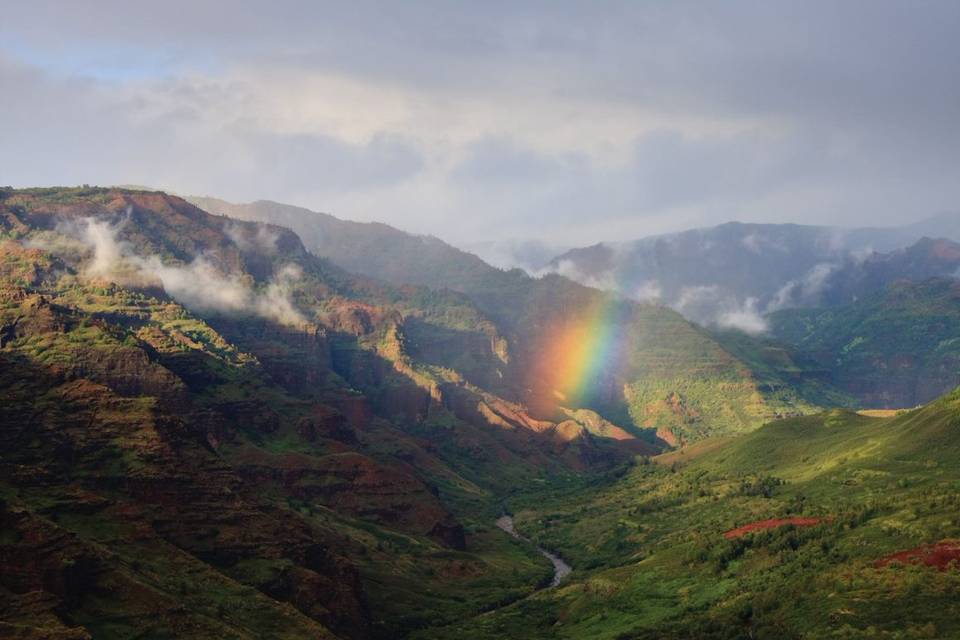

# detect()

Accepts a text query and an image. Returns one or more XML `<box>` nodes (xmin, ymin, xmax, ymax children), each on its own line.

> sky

<box><xmin>1</xmin><ymin>1</ymin><xmax>959</xmax><ymax>249</ymax></box>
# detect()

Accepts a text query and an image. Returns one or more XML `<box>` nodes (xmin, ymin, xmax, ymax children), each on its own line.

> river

<box><xmin>495</xmin><ymin>514</ymin><xmax>572</xmax><ymax>587</ymax></box>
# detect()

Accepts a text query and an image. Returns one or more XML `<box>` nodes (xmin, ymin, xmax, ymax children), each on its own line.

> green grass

<box><xmin>424</xmin><ymin>393</ymin><xmax>960</xmax><ymax>639</ymax></box>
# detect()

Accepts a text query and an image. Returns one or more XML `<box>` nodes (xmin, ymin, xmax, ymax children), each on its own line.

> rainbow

<box><xmin>535</xmin><ymin>292</ymin><xmax>632</xmax><ymax>406</ymax></box>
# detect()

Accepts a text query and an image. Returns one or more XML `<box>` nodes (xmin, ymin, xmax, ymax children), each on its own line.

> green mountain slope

<box><xmin>426</xmin><ymin>390</ymin><xmax>960</xmax><ymax>639</ymax></box>
<box><xmin>3</xmin><ymin>186</ymin><xmax>954</xmax><ymax>639</ymax></box>
<box><xmin>769</xmin><ymin>278</ymin><xmax>960</xmax><ymax>408</ymax></box>
<box><xmin>0</xmin><ymin>187</ymin><xmax>656</xmax><ymax>639</ymax></box>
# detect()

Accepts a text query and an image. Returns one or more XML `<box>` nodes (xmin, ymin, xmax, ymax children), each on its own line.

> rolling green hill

<box><xmin>423</xmin><ymin>390</ymin><xmax>960</xmax><ymax>639</ymax></box>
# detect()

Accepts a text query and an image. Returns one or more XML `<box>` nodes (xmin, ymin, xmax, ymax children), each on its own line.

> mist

<box><xmin>63</xmin><ymin>217</ymin><xmax>307</xmax><ymax>326</ymax></box>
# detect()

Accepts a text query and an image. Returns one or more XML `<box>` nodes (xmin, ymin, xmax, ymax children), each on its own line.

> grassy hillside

<box><xmin>421</xmin><ymin>391</ymin><xmax>960</xmax><ymax>639</ymax></box>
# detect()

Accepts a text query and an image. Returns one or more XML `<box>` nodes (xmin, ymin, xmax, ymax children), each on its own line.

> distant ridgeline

<box><xmin>189</xmin><ymin>195</ymin><xmax>960</xmax><ymax>413</ymax></box>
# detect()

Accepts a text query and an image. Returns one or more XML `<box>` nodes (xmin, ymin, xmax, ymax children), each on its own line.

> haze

<box><xmin>2</xmin><ymin>1</ymin><xmax>959</xmax><ymax>248</ymax></box>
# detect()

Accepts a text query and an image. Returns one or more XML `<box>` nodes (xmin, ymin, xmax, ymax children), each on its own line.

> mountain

<box><xmin>0</xmin><ymin>186</ymin><xmax>852</xmax><ymax>638</ymax></box>
<box><xmin>542</xmin><ymin>218</ymin><xmax>960</xmax><ymax>328</ymax></box>
<box><xmin>458</xmin><ymin>238</ymin><xmax>568</xmax><ymax>272</ymax></box>
<box><xmin>188</xmin><ymin>196</ymin><xmax>501</xmax><ymax>293</ymax></box>
<box><xmin>0</xmin><ymin>186</ymin><xmax>655</xmax><ymax>639</ymax></box>
<box><xmin>3</xmin><ymin>186</ymin><xmax>957</xmax><ymax>639</ymax></box>
<box><xmin>902</xmin><ymin>210</ymin><xmax>960</xmax><ymax>244</ymax></box>
<box><xmin>186</xmin><ymin>195</ymin><xmax>844</xmax><ymax>443</ymax></box>
<box><xmin>815</xmin><ymin>237</ymin><xmax>960</xmax><ymax>307</ymax></box>
<box><xmin>192</xmin><ymin>193</ymin><xmax>960</xmax><ymax>416</ymax></box>
<box><xmin>425</xmin><ymin>389</ymin><xmax>960</xmax><ymax>638</ymax></box>
<box><xmin>768</xmin><ymin>277</ymin><xmax>960</xmax><ymax>408</ymax></box>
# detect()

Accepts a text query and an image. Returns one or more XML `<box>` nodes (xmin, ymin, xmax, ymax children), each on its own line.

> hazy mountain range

<box><xmin>190</xmin><ymin>193</ymin><xmax>960</xmax><ymax>331</ymax></box>
<box><xmin>544</xmin><ymin>215</ymin><xmax>960</xmax><ymax>331</ymax></box>
<box><xmin>188</xmin><ymin>194</ymin><xmax>960</xmax><ymax>409</ymax></box>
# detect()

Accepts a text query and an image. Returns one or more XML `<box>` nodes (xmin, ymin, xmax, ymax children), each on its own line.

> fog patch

<box><xmin>58</xmin><ymin>216</ymin><xmax>306</xmax><ymax>326</ymax></box>
<box><xmin>767</xmin><ymin>262</ymin><xmax>839</xmax><ymax>312</ymax></box>
<box><xmin>716</xmin><ymin>297</ymin><xmax>767</xmax><ymax>334</ymax></box>
<box><xmin>225</xmin><ymin>220</ymin><xmax>280</xmax><ymax>255</ymax></box>
<box><xmin>540</xmin><ymin>257</ymin><xmax>619</xmax><ymax>291</ymax></box>
<box><xmin>672</xmin><ymin>284</ymin><xmax>767</xmax><ymax>333</ymax></box>
<box><xmin>740</xmin><ymin>232</ymin><xmax>788</xmax><ymax>255</ymax></box>
<box><xmin>256</xmin><ymin>263</ymin><xmax>306</xmax><ymax>326</ymax></box>
<box><xmin>462</xmin><ymin>238</ymin><xmax>567</xmax><ymax>273</ymax></box>
<box><xmin>741</xmin><ymin>233</ymin><xmax>762</xmax><ymax>253</ymax></box>
<box><xmin>633</xmin><ymin>279</ymin><xmax>662</xmax><ymax>302</ymax></box>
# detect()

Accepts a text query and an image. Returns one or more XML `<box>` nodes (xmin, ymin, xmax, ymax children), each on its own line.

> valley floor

<box><xmin>414</xmin><ymin>402</ymin><xmax>960</xmax><ymax>639</ymax></box>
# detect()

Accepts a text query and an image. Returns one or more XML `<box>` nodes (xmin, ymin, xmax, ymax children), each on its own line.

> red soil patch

<box><xmin>724</xmin><ymin>517</ymin><xmax>824</xmax><ymax>539</ymax></box>
<box><xmin>876</xmin><ymin>540</ymin><xmax>960</xmax><ymax>571</ymax></box>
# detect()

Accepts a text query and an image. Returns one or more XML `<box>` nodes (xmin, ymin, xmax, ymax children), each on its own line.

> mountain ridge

<box><xmin>184</xmin><ymin>194</ymin><xmax>843</xmax><ymax>443</ymax></box>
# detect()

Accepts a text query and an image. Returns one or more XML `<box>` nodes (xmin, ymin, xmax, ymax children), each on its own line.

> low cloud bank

<box><xmin>63</xmin><ymin>216</ymin><xmax>307</xmax><ymax>326</ymax></box>
<box><xmin>530</xmin><ymin>233</ymin><xmax>890</xmax><ymax>333</ymax></box>
<box><xmin>766</xmin><ymin>262</ymin><xmax>839</xmax><ymax>313</ymax></box>
<box><xmin>674</xmin><ymin>285</ymin><xmax>769</xmax><ymax>334</ymax></box>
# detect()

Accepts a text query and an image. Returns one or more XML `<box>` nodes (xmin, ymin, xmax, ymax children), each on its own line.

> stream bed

<box><xmin>495</xmin><ymin>514</ymin><xmax>572</xmax><ymax>587</ymax></box>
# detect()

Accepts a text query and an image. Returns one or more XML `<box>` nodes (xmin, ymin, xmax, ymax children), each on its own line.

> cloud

<box><xmin>674</xmin><ymin>285</ymin><xmax>722</xmax><ymax>315</ymax></box>
<box><xmin>671</xmin><ymin>285</ymin><xmax>768</xmax><ymax>333</ymax></box>
<box><xmin>461</xmin><ymin>238</ymin><xmax>568</xmax><ymax>271</ymax></box>
<box><xmin>256</xmin><ymin>263</ymin><xmax>306</xmax><ymax>326</ymax></box>
<box><xmin>716</xmin><ymin>297</ymin><xmax>767</xmax><ymax>334</ymax></box>
<box><xmin>542</xmin><ymin>258</ymin><xmax>619</xmax><ymax>291</ymax></box>
<box><xmin>633</xmin><ymin>280</ymin><xmax>662</xmax><ymax>303</ymax></box>
<box><xmin>59</xmin><ymin>216</ymin><xmax>306</xmax><ymax>326</ymax></box>
<box><xmin>2</xmin><ymin>3</ymin><xmax>960</xmax><ymax>246</ymax></box>
<box><xmin>741</xmin><ymin>233</ymin><xmax>762</xmax><ymax>254</ymax></box>
<box><xmin>224</xmin><ymin>220</ymin><xmax>280</xmax><ymax>255</ymax></box>
<box><xmin>740</xmin><ymin>232</ymin><xmax>787</xmax><ymax>254</ymax></box>
<box><xmin>766</xmin><ymin>262</ymin><xmax>839</xmax><ymax>312</ymax></box>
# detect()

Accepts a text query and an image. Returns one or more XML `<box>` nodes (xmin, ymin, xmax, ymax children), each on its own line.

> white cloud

<box><xmin>716</xmin><ymin>297</ymin><xmax>767</xmax><ymax>334</ymax></box>
<box><xmin>540</xmin><ymin>257</ymin><xmax>619</xmax><ymax>291</ymax></box>
<box><xmin>224</xmin><ymin>220</ymin><xmax>280</xmax><ymax>255</ymax></box>
<box><xmin>634</xmin><ymin>280</ymin><xmax>662</xmax><ymax>302</ymax></box>
<box><xmin>674</xmin><ymin>285</ymin><xmax>722</xmax><ymax>315</ymax></box>
<box><xmin>741</xmin><ymin>233</ymin><xmax>762</xmax><ymax>253</ymax></box>
<box><xmin>3</xmin><ymin>3</ymin><xmax>960</xmax><ymax>247</ymax></box>
<box><xmin>766</xmin><ymin>262</ymin><xmax>839</xmax><ymax>312</ymax></box>
<box><xmin>60</xmin><ymin>216</ymin><xmax>306</xmax><ymax>326</ymax></box>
